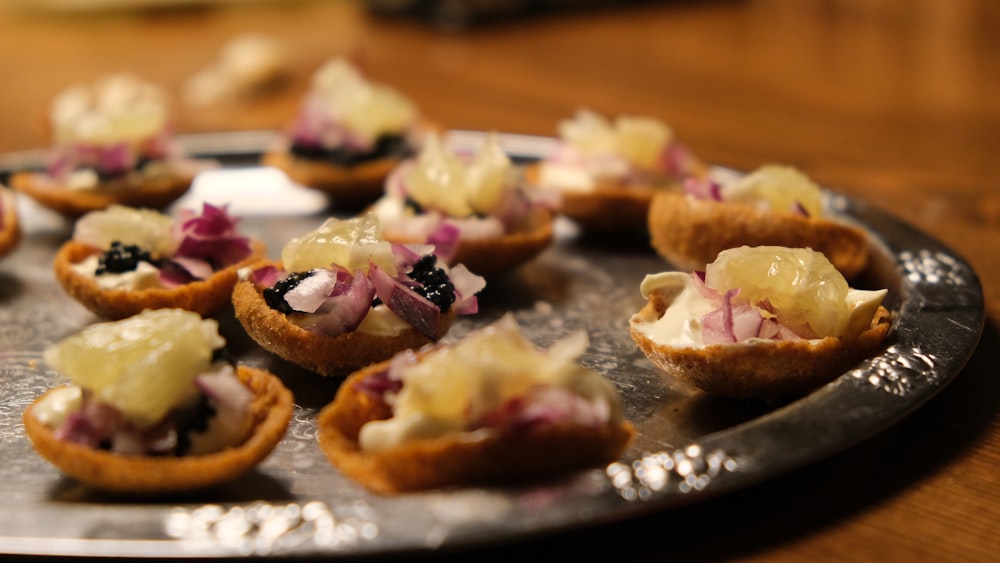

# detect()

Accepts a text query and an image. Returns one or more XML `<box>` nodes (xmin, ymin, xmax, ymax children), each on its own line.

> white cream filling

<box><xmin>635</xmin><ymin>272</ymin><xmax>718</xmax><ymax>347</ymax></box>
<box><xmin>537</xmin><ymin>162</ymin><xmax>596</xmax><ymax>193</ymax></box>
<box><xmin>67</xmin><ymin>169</ymin><xmax>100</xmax><ymax>191</ymax></box>
<box><xmin>71</xmin><ymin>255</ymin><xmax>163</xmax><ymax>290</ymax></box>
<box><xmin>34</xmin><ymin>370</ymin><xmax>252</xmax><ymax>456</ymax></box>
<box><xmin>33</xmin><ymin>386</ymin><xmax>83</xmax><ymax>429</ymax></box>
<box><xmin>633</xmin><ymin>272</ymin><xmax>887</xmax><ymax>348</ymax></box>
<box><xmin>356</xmin><ymin>304</ymin><xmax>410</xmax><ymax>336</ymax></box>
<box><xmin>537</xmin><ymin>155</ymin><xmax>631</xmax><ymax>194</ymax></box>
<box><xmin>371</xmin><ymin>186</ymin><xmax>506</xmax><ymax>241</ymax></box>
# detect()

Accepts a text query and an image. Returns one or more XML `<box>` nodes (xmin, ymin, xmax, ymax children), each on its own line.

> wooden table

<box><xmin>1</xmin><ymin>0</ymin><xmax>997</xmax><ymax>560</ymax></box>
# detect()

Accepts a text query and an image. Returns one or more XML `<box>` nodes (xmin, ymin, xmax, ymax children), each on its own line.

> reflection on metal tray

<box><xmin>0</xmin><ymin>131</ymin><xmax>984</xmax><ymax>558</ymax></box>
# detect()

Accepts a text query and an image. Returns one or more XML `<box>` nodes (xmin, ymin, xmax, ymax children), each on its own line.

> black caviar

<box><xmin>369</xmin><ymin>255</ymin><xmax>456</xmax><ymax>312</ymax></box>
<box><xmin>174</xmin><ymin>393</ymin><xmax>218</xmax><ymax>457</ymax></box>
<box><xmin>263</xmin><ymin>271</ymin><xmax>315</xmax><ymax>314</ymax></box>
<box><xmin>289</xmin><ymin>134</ymin><xmax>411</xmax><ymax>166</ymax></box>
<box><xmin>211</xmin><ymin>346</ymin><xmax>236</xmax><ymax>366</ymax></box>
<box><xmin>407</xmin><ymin>255</ymin><xmax>456</xmax><ymax>312</ymax></box>
<box><xmin>95</xmin><ymin>241</ymin><xmax>154</xmax><ymax>275</ymax></box>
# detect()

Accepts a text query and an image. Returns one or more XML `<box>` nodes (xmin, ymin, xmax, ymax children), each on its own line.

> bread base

<box><xmin>22</xmin><ymin>365</ymin><xmax>293</xmax><ymax>495</ymax></box>
<box><xmin>53</xmin><ymin>239</ymin><xmax>266</xmax><ymax>320</ymax></box>
<box><xmin>317</xmin><ymin>357</ymin><xmax>636</xmax><ymax>493</ymax></box>
<box><xmin>647</xmin><ymin>191</ymin><xmax>871</xmax><ymax>279</ymax></box>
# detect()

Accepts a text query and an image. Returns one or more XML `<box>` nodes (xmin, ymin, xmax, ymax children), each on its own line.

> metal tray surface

<box><xmin>0</xmin><ymin>131</ymin><xmax>985</xmax><ymax>558</ymax></box>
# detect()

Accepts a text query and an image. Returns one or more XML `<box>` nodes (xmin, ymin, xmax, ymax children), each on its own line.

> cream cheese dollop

<box><xmin>71</xmin><ymin>255</ymin><xmax>162</xmax><ymax>290</ymax></box>
<box><xmin>32</xmin><ymin>386</ymin><xmax>83</xmax><ymax>429</ymax></box>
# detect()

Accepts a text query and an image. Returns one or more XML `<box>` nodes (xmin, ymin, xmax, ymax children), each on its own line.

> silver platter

<box><xmin>0</xmin><ymin>132</ymin><xmax>984</xmax><ymax>558</ymax></box>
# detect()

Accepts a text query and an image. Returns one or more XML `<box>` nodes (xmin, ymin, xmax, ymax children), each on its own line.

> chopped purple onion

<box><xmin>172</xmin><ymin>203</ymin><xmax>253</xmax><ymax>268</ymax></box>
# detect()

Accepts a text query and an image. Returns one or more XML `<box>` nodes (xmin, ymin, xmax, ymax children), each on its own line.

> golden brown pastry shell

<box><xmin>262</xmin><ymin>150</ymin><xmax>398</xmax><ymax>208</ymax></box>
<box><xmin>317</xmin><ymin>355</ymin><xmax>636</xmax><ymax>493</ymax></box>
<box><xmin>630</xmin><ymin>290</ymin><xmax>893</xmax><ymax>399</ymax></box>
<box><xmin>522</xmin><ymin>158</ymin><xmax>708</xmax><ymax>233</ymax></box>
<box><xmin>0</xmin><ymin>187</ymin><xmax>21</xmax><ymax>258</ymax></box>
<box><xmin>10</xmin><ymin>170</ymin><xmax>195</xmax><ymax>220</ymax></box>
<box><xmin>53</xmin><ymin>239</ymin><xmax>266</xmax><ymax>320</ymax></box>
<box><xmin>231</xmin><ymin>261</ymin><xmax>457</xmax><ymax>377</ymax></box>
<box><xmin>22</xmin><ymin>365</ymin><xmax>293</xmax><ymax>495</ymax></box>
<box><xmin>647</xmin><ymin>191</ymin><xmax>871</xmax><ymax>279</ymax></box>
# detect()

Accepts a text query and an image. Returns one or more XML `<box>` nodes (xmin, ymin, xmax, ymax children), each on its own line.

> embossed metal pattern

<box><xmin>0</xmin><ymin>132</ymin><xmax>984</xmax><ymax>558</ymax></box>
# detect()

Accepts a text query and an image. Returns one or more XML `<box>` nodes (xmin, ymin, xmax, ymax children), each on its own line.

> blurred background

<box><xmin>2</xmin><ymin>0</ymin><xmax>996</xmax><ymax>288</ymax></box>
<box><xmin>2</xmin><ymin>0</ymin><xmax>996</xmax><ymax>165</ymax></box>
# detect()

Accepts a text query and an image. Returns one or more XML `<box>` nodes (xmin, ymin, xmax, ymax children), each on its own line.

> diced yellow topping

<box><xmin>558</xmin><ymin>108</ymin><xmax>673</xmax><ymax>169</ymax></box>
<box><xmin>310</xmin><ymin>58</ymin><xmax>416</xmax><ymax>141</ymax></box>
<box><xmin>280</xmin><ymin>213</ymin><xmax>397</xmax><ymax>275</ymax></box>
<box><xmin>72</xmin><ymin>205</ymin><xmax>174</xmax><ymax>258</ymax></box>
<box><xmin>50</xmin><ymin>74</ymin><xmax>169</xmax><ymax>146</ymax></box>
<box><xmin>704</xmin><ymin>246</ymin><xmax>850</xmax><ymax>338</ymax></box>
<box><xmin>720</xmin><ymin>165</ymin><xmax>823</xmax><ymax>217</ymax></box>
<box><xmin>403</xmin><ymin>132</ymin><xmax>512</xmax><ymax>217</ymax></box>
<box><xmin>358</xmin><ymin>314</ymin><xmax>623</xmax><ymax>451</ymax></box>
<box><xmin>42</xmin><ymin>309</ymin><xmax>225</xmax><ymax>427</ymax></box>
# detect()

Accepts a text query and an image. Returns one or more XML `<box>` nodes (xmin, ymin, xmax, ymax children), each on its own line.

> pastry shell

<box><xmin>0</xmin><ymin>186</ymin><xmax>21</xmax><ymax>258</ymax></box>
<box><xmin>262</xmin><ymin>150</ymin><xmax>399</xmax><ymax>209</ymax></box>
<box><xmin>647</xmin><ymin>191</ymin><xmax>870</xmax><ymax>279</ymax></box>
<box><xmin>522</xmin><ymin>158</ymin><xmax>708</xmax><ymax>233</ymax></box>
<box><xmin>53</xmin><ymin>239</ymin><xmax>266</xmax><ymax>320</ymax></box>
<box><xmin>10</xmin><ymin>170</ymin><xmax>196</xmax><ymax>220</ymax></box>
<box><xmin>317</xmin><ymin>355</ymin><xmax>636</xmax><ymax>493</ymax></box>
<box><xmin>22</xmin><ymin>365</ymin><xmax>293</xmax><ymax>495</ymax></box>
<box><xmin>630</xmin><ymin>290</ymin><xmax>893</xmax><ymax>399</ymax></box>
<box><xmin>231</xmin><ymin>261</ymin><xmax>457</xmax><ymax>376</ymax></box>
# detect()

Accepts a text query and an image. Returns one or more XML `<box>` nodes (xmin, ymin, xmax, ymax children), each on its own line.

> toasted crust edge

<box><xmin>261</xmin><ymin>151</ymin><xmax>398</xmax><ymax>207</ymax></box>
<box><xmin>522</xmin><ymin>159</ymin><xmax>708</xmax><ymax>233</ymax></box>
<box><xmin>629</xmin><ymin>294</ymin><xmax>893</xmax><ymax>399</ymax></box>
<box><xmin>52</xmin><ymin>239</ymin><xmax>266</xmax><ymax>320</ymax></box>
<box><xmin>10</xmin><ymin>171</ymin><xmax>195</xmax><ymax>219</ymax></box>
<box><xmin>231</xmin><ymin>262</ymin><xmax>456</xmax><ymax>376</ymax></box>
<box><xmin>22</xmin><ymin>365</ymin><xmax>294</xmax><ymax>495</ymax></box>
<box><xmin>647</xmin><ymin>191</ymin><xmax>871</xmax><ymax>279</ymax></box>
<box><xmin>317</xmin><ymin>357</ymin><xmax>636</xmax><ymax>493</ymax></box>
<box><xmin>451</xmin><ymin>207</ymin><xmax>556</xmax><ymax>277</ymax></box>
<box><xmin>0</xmin><ymin>187</ymin><xmax>21</xmax><ymax>258</ymax></box>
